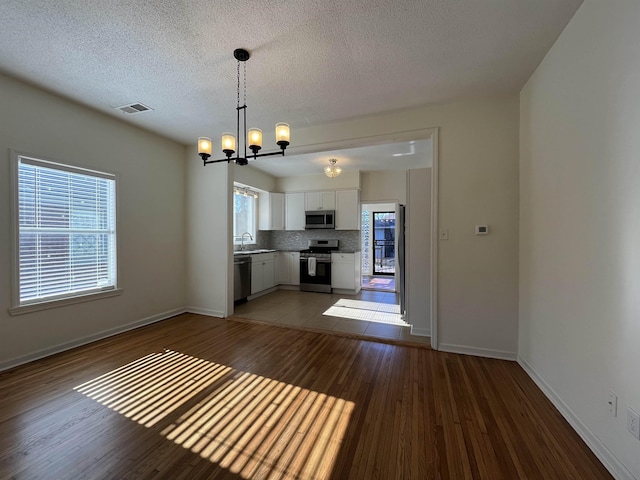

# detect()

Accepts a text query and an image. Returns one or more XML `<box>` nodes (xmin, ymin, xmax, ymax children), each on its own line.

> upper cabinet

<box><xmin>258</xmin><ymin>192</ymin><xmax>284</xmax><ymax>230</ymax></box>
<box><xmin>305</xmin><ymin>191</ymin><xmax>336</xmax><ymax>211</ymax></box>
<box><xmin>285</xmin><ymin>192</ymin><xmax>305</xmax><ymax>231</ymax></box>
<box><xmin>335</xmin><ymin>190</ymin><xmax>360</xmax><ymax>230</ymax></box>
<box><xmin>259</xmin><ymin>189</ymin><xmax>359</xmax><ymax>231</ymax></box>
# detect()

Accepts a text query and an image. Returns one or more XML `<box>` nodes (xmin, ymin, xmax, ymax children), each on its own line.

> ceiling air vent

<box><xmin>116</xmin><ymin>102</ymin><xmax>153</xmax><ymax>114</ymax></box>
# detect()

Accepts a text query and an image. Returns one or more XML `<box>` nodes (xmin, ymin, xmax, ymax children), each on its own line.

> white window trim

<box><xmin>233</xmin><ymin>185</ymin><xmax>258</xmax><ymax>246</ymax></box>
<box><xmin>9</xmin><ymin>150</ymin><xmax>122</xmax><ymax>314</ymax></box>
<box><xmin>8</xmin><ymin>288</ymin><xmax>124</xmax><ymax>316</ymax></box>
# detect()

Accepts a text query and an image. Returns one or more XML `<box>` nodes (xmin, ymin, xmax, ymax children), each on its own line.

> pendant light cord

<box><xmin>236</xmin><ymin>60</ymin><xmax>241</xmax><ymax>109</ymax></box>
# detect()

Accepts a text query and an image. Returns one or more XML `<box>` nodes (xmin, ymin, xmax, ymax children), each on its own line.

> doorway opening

<box><xmin>373</xmin><ymin>211</ymin><xmax>395</xmax><ymax>276</ymax></box>
<box><xmin>361</xmin><ymin>203</ymin><xmax>398</xmax><ymax>293</ymax></box>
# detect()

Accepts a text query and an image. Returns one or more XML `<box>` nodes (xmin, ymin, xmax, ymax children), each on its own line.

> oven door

<box><xmin>299</xmin><ymin>258</ymin><xmax>332</xmax><ymax>293</ymax></box>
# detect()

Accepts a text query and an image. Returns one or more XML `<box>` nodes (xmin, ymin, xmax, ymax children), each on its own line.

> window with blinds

<box><xmin>16</xmin><ymin>155</ymin><xmax>117</xmax><ymax>305</ymax></box>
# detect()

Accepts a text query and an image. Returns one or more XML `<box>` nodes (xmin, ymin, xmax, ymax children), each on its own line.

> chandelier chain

<box><xmin>236</xmin><ymin>60</ymin><xmax>240</xmax><ymax>109</ymax></box>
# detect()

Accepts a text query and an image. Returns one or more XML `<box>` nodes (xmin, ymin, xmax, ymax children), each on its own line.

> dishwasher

<box><xmin>234</xmin><ymin>255</ymin><xmax>252</xmax><ymax>302</ymax></box>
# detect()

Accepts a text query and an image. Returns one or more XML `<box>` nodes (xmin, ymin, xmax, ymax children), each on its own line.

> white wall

<box><xmin>186</xmin><ymin>149</ymin><xmax>233</xmax><ymax>317</ymax></box>
<box><xmin>292</xmin><ymin>96</ymin><xmax>519</xmax><ymax>358</ymax></box>
<box><xmin>234</xmin><ymin>164</ymin><xmax>276</xmax><ymax>192</ymax></box>
<box><xmin>276</xmin><ymin>170</ymin><xmax>360</xmax><ymax>192</ymax></box>
<box><xmin>361</xmin><ymin>170</ymin><xmax>407</xmax><ymax>204</ymax></box>
<box><xmin>0</xmin><ymin>73</ymin><xmax>186</xmax><ymax>369</ymax></box>
<box><xmin>520</xmin><ymin>1</ymin><xmax>640</xmax><ymax>478</ymax></box>
<box><xmin>407</xmin><ymin>169</ymin><xmax>431</xmax><ymax>336</ymax></box>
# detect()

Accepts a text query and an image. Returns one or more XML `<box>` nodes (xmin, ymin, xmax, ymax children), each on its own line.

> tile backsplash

<box><xmin>234</xmin><ymin>229</ymin><xmax>360</xmax><ymax>251</ymax></box>
<box><xmin>270</xmin><ymin>230</ymin><xmax>360</xmax><ymax>251</ymax></box>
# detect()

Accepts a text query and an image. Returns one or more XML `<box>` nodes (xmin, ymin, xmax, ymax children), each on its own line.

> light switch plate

<box><xmin>439</xmin><ymin>229</ymin><xmax>449</xmax><ymax>240</ymax></box>
<box><xmin>475</xmin><ymin>225</ymin><xmax>489</xmax><ymax>235</ymax></box>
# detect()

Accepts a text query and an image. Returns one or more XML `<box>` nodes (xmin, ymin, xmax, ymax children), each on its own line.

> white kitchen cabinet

<box><xmin>274</xmin><ymin>252</ymin><xmax>288</xmax><ymax>284</ymax></box>
<box><xmin>251</xmin><ymin>252</ymin><xmax>275</xmax><ymax>294</ymax></box>
<box><xmin>335</xmin><ymin>190</ymin><xmax>360</xmax><ymax>230</ymax></box>
<box><xmin>275</xmin><ymin>251</ymin><xmax>300</xmax><ymax>285</ymax></box>
<box><xmin>287</xmin><ymin>251</ymin><xmax>300</xmax><ymax>285</ymax></box>
<box><xmin>331</xmin><ymin>252</ymin><xmax>361</xmax><ymax>293</ymax></box>
<box><xmin>305</xmin><ymin>191</ymin><xmax>336</xmax><ymax>211</ymax></box>
<box><xmin>259</xmin><ymin>192</ymin><xmax>284</xmax><ymax>230</ymax></box>
<box><xmin>285</xmin><ymin>192</ymin><xmax>305</xmax><ymax>231</ymax></box>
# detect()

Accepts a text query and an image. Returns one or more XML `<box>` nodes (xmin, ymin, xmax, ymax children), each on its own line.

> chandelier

<box><xmin>324</xmin><ymin>159</ymin><xmax>342</xmax><ymax>178</ymax></box>
<box><xmin>198</xmin><ymin>49</ymin><xmax>291</xmax><ymax>166</ymax></box>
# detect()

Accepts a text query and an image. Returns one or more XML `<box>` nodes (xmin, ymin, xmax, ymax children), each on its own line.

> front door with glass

<box><xmin>373</xmin><ymin>211</ymin><xmax>395</xmax><ymax>275</ymax></box>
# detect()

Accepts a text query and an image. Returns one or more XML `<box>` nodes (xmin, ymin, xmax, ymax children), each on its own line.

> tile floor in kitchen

<box><xmin>231</xmin><ymin>288</ymin><xmax>430</xmax><ymax>346</ymax></box>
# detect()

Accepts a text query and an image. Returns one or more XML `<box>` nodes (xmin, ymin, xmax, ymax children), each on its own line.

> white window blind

<box><xmin>16</xmin><ymin>155</ymin><xmax>116</xmax><ymax>305</ymax></box>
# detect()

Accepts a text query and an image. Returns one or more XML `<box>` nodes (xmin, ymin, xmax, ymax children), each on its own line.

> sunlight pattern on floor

<box><xmin>75</xmin><ymin>349</ymin><xmax>354</xmax><ymax>479</ymax></box>
<box><xmin>324</xmin><ymin>299</ymin><xmax>406</xmax><ymax>326</ymax></box>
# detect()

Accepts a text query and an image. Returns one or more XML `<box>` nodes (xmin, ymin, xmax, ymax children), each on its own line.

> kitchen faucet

<box><xmin>240</xmin><ymin>232</ymin><xmax>253</xmax><ymax>250</ymax></box>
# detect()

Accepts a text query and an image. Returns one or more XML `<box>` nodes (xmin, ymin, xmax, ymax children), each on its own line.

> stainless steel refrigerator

<box><xmin>398</xmin><ymin>204</ymin><xmax>406</xmax><ymax>318</ymax></box>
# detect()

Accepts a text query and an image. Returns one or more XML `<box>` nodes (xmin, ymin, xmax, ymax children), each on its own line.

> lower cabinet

<box><xmin>251</xmin><ymin>253</ymin><xmax>275</xmax><ymax>294</ymax></box>
<box><xmin>331</xmin><ymin>252</ymin><xmax>361</xmax><ymax>293</ymax></box>
<box><xmin>275</xmin><ymin>251</ymin><xmax>300</xmax><ymax>286</ymax></box>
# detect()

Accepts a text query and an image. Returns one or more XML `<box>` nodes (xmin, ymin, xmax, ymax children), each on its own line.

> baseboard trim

<box><xmin>439</xmin><ymin>343</ymin><xmax>517</xmax><ymax>361</ymax></box>
<box><xmin>185</xmin><ymin>307</ymin><xmax>226</xmax><ymax>318</ymax></box>
<box><xmin>518</xmin><ymin>355</ymin><xmax>634</xmax><ymax>480</ymax></box>
<box><xmin>277</xmin><ymin>285</ymin><xmax>300</xmax><ymax>291</ymax></box>
<box><xmin>410</xmin><ymin>326</ymin><xmax>431</xmax><ymax>337</ymax></box>
<box><xmin>0</xmin><ymin>307</ymin><xmax>187</xmax><ymax>372</ymax></box>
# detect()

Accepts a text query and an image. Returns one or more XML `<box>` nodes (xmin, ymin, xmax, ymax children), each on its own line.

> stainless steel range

<box><xmin>299</xmin><ymin>239</ymin><xmax>339</xmax><ymax>293</ymax></box>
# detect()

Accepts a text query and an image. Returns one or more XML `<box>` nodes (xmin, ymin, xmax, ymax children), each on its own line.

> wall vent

<box><xmin>116</xmin><ymin>103</ymin><xmax>153</xmax><ymax>114</ymax></box>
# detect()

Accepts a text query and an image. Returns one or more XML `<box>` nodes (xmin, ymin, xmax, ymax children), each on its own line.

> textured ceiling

<box><xmin>0</xmin><ymin>0</ymin><xmax>582</xmax><ymax>173</ymax></box>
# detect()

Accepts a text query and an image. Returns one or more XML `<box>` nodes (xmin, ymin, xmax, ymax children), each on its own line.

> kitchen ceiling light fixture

<box><xmin>324</xmin><ymin>159</ymin><xmax>342</xmax><ymax>178</ymax></box>
<box><xmin>197</xmin><ymin>49</ymin><xmax>291</xmax><ymax>166</ymax></box>
<box><xmin>234</xmin><ymin>186</ymin><xmax>258</xmax><ymax>198</ymax></box>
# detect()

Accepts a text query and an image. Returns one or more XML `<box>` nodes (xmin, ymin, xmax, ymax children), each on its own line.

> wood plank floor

<box><xmin>0</xmin><ymin>313</ymin><xmax>611</xmax><ymax>480</ymax></box>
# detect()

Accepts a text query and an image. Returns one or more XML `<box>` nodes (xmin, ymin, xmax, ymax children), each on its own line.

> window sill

<box><xmin>8</xmin><ymin>288</ymin><xmax>124</xmax><ymax>316</ymax></box>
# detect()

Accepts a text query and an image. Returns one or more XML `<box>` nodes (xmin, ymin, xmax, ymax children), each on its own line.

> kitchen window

<box><xmin>233</xmin><ymin>186</ymin><xmax>257</xmax><ymax>245</ymax></box>
<box><xmin>9</xmin><ymin>152</ymin><xmax>119</xmax><ymax>314</ymax></box>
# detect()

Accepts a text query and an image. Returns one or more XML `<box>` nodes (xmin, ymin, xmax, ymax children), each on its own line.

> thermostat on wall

<box><xmin>475</xmin><ymin>225</ymin><xmax>489</xmax><ymax>235</ymax></box>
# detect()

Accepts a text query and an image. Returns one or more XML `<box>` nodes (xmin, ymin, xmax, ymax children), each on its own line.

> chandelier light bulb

<box><xmin>248</xmin><ymin>128</ymin><xmax>263</xmax><ymax>153</ymax></box>
<box><xmin>198</xmin><ymin>137</ymin><xmax>212</xmax><ymax>158</ymax></box>
<box><xmin>221</xmin><ymin>133</ymin><xmax>236</xmax><ymax>155</ymax></box>
<box><xmin>276</xmin><ymin>123</ymin><xmax>290</xmax><ymax>146</ymax></box>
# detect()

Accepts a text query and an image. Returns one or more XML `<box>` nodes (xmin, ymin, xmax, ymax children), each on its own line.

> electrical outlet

<box><xmin>607</xmin><ymin>391</ymin><xmax>617</xmax><ymax>417</ymax></box>
<box><xmin>627</xmin><ymin>408</ymin><xmax>640</xmax><ymax>440</ymax></box>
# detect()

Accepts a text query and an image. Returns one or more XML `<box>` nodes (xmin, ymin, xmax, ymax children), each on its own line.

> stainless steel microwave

<box><xmin>304</xmin><ymin>210</ymin><xmax>335</xmax><ymax>229</ymax></box>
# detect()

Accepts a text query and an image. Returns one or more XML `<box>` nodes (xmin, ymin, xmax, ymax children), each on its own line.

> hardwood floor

<box><xmin>0</xmin><ymin>313</ymin><xmax>611</xmax><ymax>479</ymax></box>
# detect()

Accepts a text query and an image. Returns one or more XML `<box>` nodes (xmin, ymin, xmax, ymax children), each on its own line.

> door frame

<box><xmin>372</xmin><ymin>210</ymin><xmax>396</xmax><ymax>276</ymax></box>
<box><xmin>254</xmin><ymin>127</ymin><xmax>439</xmax><ymax>350</ymax></box>
<box><xmin>360</xmin><ymin>202</ymin><xmax>400</xmax><ymax>289</ymax></box>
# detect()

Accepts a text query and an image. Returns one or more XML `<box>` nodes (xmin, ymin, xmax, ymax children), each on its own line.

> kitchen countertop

<box><xmin>234</xmin><ymin>248</ymin><xmax>360</xmax><ymax>255</ymax></box>
<box><xmin>233</xmin><ymin>249</ymin><xmax>276</xmax><ymax>255</ymax></box>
